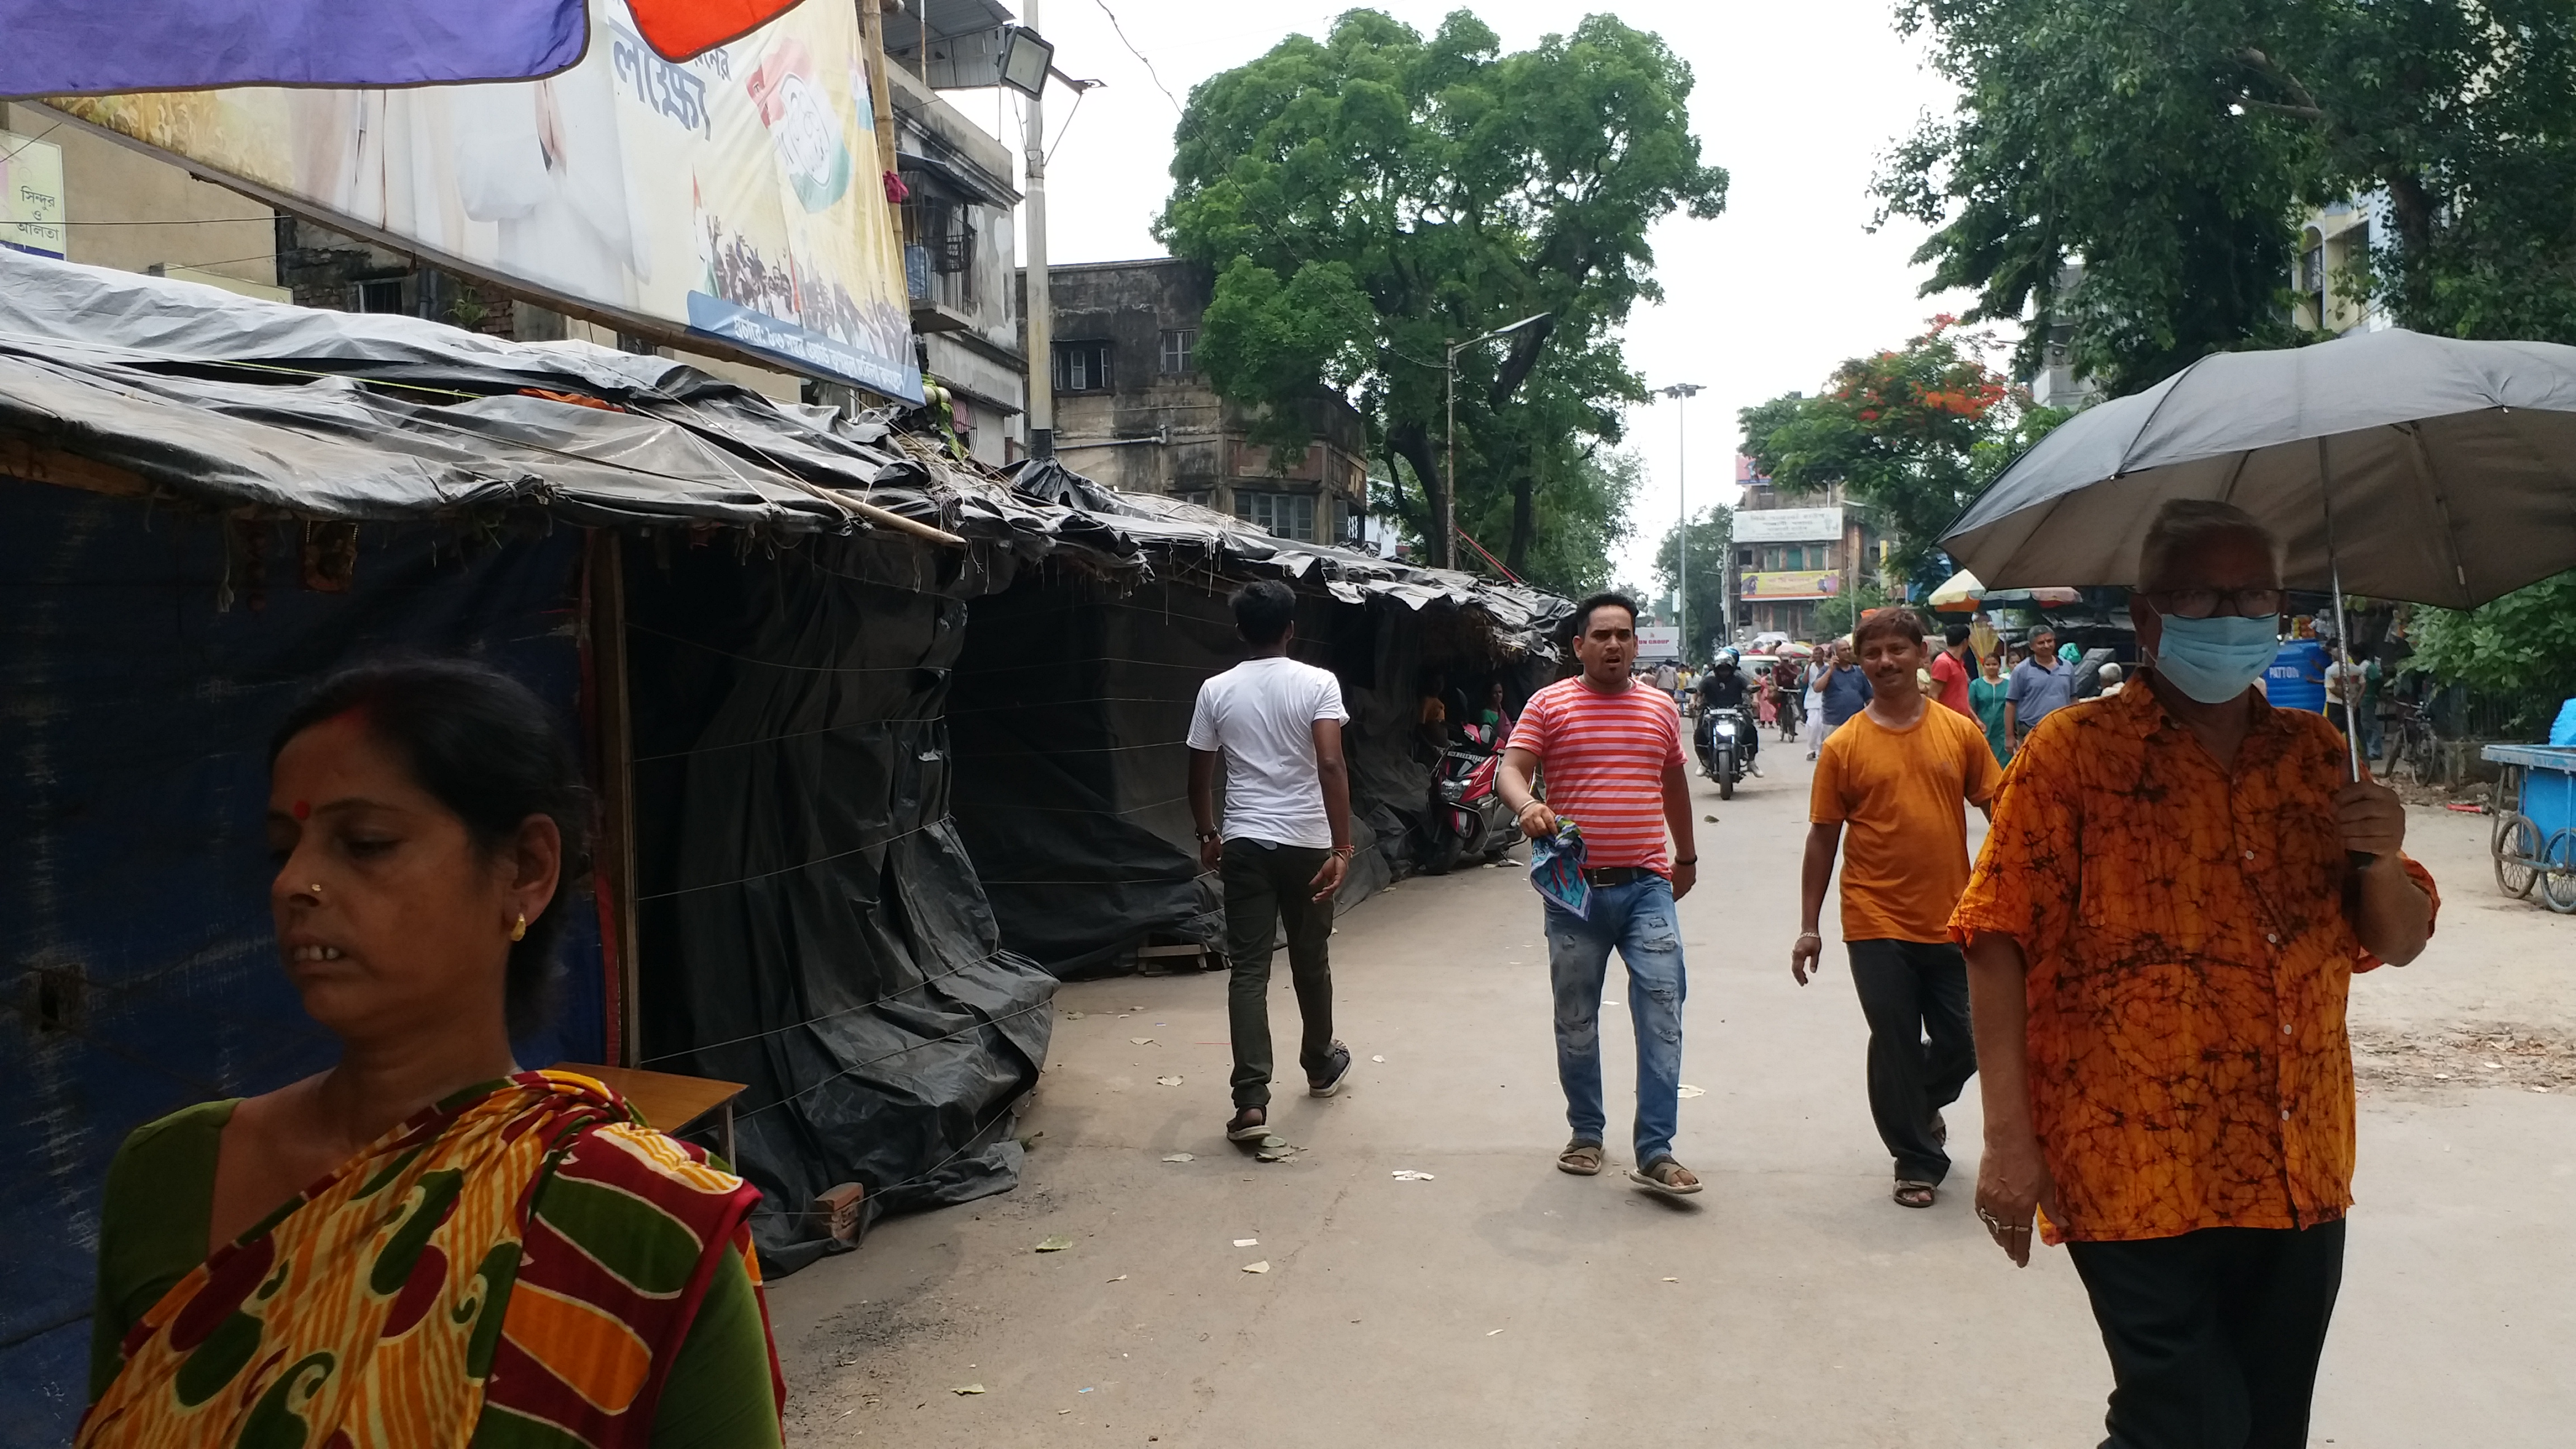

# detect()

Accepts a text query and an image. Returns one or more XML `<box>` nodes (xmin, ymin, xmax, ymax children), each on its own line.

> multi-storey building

<box><xmin>1731</xmin><ymin>453</ymin><xmax>1887</xmax><ymax>642</ymax></box>
<box><xmin>1029</xmin><ymin>257</ymin><xmax>1370</xmax><ymax>545</ymax></box>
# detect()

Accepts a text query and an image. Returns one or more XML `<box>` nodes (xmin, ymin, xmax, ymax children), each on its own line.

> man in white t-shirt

<box><xmin>1187</xmin><ymin>580</ymin><xmax>1357</xmax><ymax>1143</ymax></box>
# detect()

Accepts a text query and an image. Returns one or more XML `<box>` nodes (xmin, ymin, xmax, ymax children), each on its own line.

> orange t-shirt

<box><xmin>1811</xmin><ymin>703</ymin><xmax>2004</xmax><ymax>943</ymax></box>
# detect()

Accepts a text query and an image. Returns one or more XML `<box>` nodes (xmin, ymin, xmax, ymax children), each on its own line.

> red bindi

<box><xmin>292</xmin><ymin>800</ymin><xmax>311</xmax><ymax>820</ymax></box>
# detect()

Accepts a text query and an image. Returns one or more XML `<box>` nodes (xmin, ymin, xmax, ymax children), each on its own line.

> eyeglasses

<box><xmin>2146</xmin><ymin>586</ymin><xmax>2285</xmax><ymax>620</ymax></box>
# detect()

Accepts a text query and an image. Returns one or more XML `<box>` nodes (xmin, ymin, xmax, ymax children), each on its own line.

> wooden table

<box><xmin>553</xmin><ymin>1062</ymin><xmax>747</xmax><ymax>1166</ymax></box>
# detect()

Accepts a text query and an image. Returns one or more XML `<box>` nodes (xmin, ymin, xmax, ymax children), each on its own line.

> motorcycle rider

<box><xmin>1696</xmin><ymin>650</ymin><xmax>1759</xmax><ymax>776</ymax></box>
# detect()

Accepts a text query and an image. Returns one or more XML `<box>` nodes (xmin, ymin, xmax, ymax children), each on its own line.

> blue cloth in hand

<box><xmin>1528</xmin><ymin>818</ymin><xmax>1591</xmax><ymax>920</ymax></box>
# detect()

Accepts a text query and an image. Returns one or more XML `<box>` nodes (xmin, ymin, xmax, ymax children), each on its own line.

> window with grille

<box><xmin>1159</xmin><ymin>328</ymin><xmax>1197</xmax><ymax>375</ymax></box>
<box><xmin>1234</xmin><ymin>490</ymin><xmax>1315</xmax><ymax>542</ymax></box>
<box><xmin>1055</xmin><ymin>341</ymin><xmax>1114</xmax><ymax>392</ymax></box>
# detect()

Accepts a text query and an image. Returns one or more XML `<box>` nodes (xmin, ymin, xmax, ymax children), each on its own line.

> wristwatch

<box><xmin>1195</xmin><ymin>829</ymin><xmax>1220</xmax><ymax>842</ymax></box>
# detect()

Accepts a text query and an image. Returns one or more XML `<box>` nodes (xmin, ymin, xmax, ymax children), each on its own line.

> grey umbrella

<box><xmin>1940</xmin><ymin>327</ymin><xmax>2576</xmax><ymax>608</ymax></box>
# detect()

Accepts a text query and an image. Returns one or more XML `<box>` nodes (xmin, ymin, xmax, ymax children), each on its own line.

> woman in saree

<box><xmin>83</xmin><ymin>661</ymin><xmax>783</xmax><ymax>1448</ymax></box>
<box><xmin>1968</xmin><ymin>650</ymin><xmax>2013</xmax><ymax>766</ymax></box>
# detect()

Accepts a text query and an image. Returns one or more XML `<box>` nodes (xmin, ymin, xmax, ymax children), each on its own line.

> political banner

<box><xmin>1740</xmin><ymin>570</ymin><xmax>1843</xmax><ymax>600</ymax></box>
<box><xmin>1733</xmin><ymin>506</ymin><xmax>1844</xmax><ymax>543</ymax></box>
<box><xmin>48</xmin><ymin>0</ymin><xmax>921</xmax><ymax>402</ymax></box>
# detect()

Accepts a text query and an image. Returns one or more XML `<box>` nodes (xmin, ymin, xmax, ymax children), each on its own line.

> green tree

<box><xmin>1460</xmin><ymin>447</ymin><xmax>1640</xmax><ymax>598</ymax></box>
<box><xmin>1650</xmin><ymin>504</ymin><xmax>1735</xmax><ymax>661</ymax></box>
<box><xmin>2404</xmin><ymin>580</ymin><xmax>2576</xmax><ymax>736</ymax></box>
<box><xmin>1736</xmin><ymin>318</ymin><xmax>2063</xmax><ymax>581</ymax></box>
<box><xmin>1813</xmin><ymin>577</ymin><xmax>1896</xmax><ymax>642</ymax></box>
<box><xmin>1878</xmin><ymin>0</ymin><xmax>2576</xmax><ymax>389</ymax></box>
<box><xmin>1158</xmin><ymin>9</ymin><xmax>1728</xmax><ymax>573</ymax></box>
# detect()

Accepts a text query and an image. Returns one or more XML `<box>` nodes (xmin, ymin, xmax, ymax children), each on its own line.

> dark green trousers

<box><xmin>1221</xmin><ymin>838</ymin><xmax>1336</xmax><ymax>1109</ymax></box>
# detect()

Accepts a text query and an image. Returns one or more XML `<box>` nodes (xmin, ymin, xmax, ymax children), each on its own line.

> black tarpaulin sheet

<box><xmin>949</xmin><ymin>573</ymin><xmax>1469</xmax><ymax>976</ymax></box>
<box><xmin>621</xmin><ymin>532</ymin><xmax>1053</xmax><ymax>1272</ymax></box>
<box><xmin>0</xmin><ymin>479</ymin><xmax>602</xmax><ymax>1449</ymax></box>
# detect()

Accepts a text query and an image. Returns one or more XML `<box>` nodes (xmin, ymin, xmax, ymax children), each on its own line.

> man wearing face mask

<box><xmin>1949</xmin><ymin>499</ymin><xmax>2437</xmax><ymax>1449</ymax></box>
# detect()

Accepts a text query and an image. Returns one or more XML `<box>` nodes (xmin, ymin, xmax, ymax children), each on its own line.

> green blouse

<box><xmin>89</xmin><ymin>1101</ymin><xmax>781</xmax><ymax>1449</ymax></box>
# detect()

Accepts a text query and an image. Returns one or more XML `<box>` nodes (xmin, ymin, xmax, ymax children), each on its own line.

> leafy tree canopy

<box><xmin>1736</xmin><ymin>318</ymin><xmax>2065</xmax><ymax>582</ymax></box>
<box><xmin>1158</xmin><ymin>9</ymin><xmax>1727</xmax><ymax>576</ymax></box>
<box><xmin>1877</xmin><ymin>0</ymin><xmax>2576</xmax><ymax>391</ymax></box>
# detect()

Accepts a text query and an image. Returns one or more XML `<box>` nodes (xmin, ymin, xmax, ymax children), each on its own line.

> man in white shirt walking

<box><xmin>1187</xmin><ymin>580</ymin><xmax>1357</xmax><ymax>1143</ymax></box>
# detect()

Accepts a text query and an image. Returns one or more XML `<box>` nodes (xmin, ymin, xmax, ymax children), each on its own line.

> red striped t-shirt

<box><xmin>1508</xmin><ymin>675</ymin><xmax>1685</xmax><ymax>872</ymax></box>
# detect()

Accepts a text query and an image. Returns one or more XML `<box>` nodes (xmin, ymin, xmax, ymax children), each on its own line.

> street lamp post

<box><xmin>1443</xmin><ymin>312</ymin><xmax>1549</xmax><ymax>571</ymax></box>
<box><xmin>1655</xmin><ymin>383</ymin><xmax>1704</xmax><ymax>658</ymax></box>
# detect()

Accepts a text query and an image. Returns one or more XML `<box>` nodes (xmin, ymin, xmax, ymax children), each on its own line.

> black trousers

<box><xmin>1845</xmin><ymin>938</ymin><xmax>1976</xmax><ymax>1182</ymax></box>
<box><xmin>1221</xmin><ymin>839</ymin><xmax>1335</xmax><ymax>1109</ymax></box>
<box><xmin>2067</xmin><ymin>1219</ymin><xmax>2347</xmax><ymax>1449</ymax></box>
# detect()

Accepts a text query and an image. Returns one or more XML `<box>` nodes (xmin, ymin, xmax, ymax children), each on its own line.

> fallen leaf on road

<box><xmin>1255</xmin><ymin>1141</ymin><xmax>1295</xmax><ymax>1163</ymax></box>
<box><xmin>1155</xmin><ymin>1075</ymin><xmax>1183</xmax><ymax>1086</ymax></box>
<box><xmin>953</xmin><ymin>1384</ymin><xmax>984</xmax><ymax>1395</ymax></box>
<box><xmin>1035</xmin><ymin>1236</ymin><xmax>1073</xmax><ymax>1253</ymax></box>
<box><xmin>1234</xmin><ymin>1238</ymin><xmax>1259</xmax><ymax>1247</ymax></box>
<box><xmin>1391</xmin><ymin>1169</ymin><xmax>1435</xmax><ymax>1181</ymax></box>
<box><xmin>1130</xmin><ymin>1037</ymin><xmax>1154</xmax><ymax>1045</ymax></box>
<box><xmin>1162</xmin><ymin>1153</ymin><xmax>1194</xmax><ymax>1163</ymax></box>
<box><xmin>1677</xmin><ymin>1085</ymin><xmax>1707</xmax><ymax>1098</ymax></box>
<box><xmin>1703</xmin><ymin>814</ymin><xmax>1720</xmax><ymax>822</ymax></box>
<box><xmin>1371</xmin><ymin>1054</ymin><xmax>1386</xmax><ymax>1063</ymax></box>
<box><xmin>1241</xmin><ymin>1260</ymin><xmax>1270</xmax><ymax>1273</ymax></box>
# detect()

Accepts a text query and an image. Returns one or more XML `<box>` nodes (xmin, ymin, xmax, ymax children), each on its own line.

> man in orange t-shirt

<box><xmin>1792</xmin><ymin>609</ymin><xmax>2002</xmax><ymax>1209</ymax></box>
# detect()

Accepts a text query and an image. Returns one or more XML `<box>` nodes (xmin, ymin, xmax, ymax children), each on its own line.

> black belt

<box><xmin>1581</xmin><ymin>866</ymin><xmax>1665</xmax><ymax>887</ymax></box>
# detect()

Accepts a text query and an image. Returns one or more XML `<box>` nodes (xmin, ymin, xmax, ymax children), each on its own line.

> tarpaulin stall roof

<box><xmin>950</xmin><ymin>468</ymin><xmax>1574</xmax><ymax>977</ymax></box>
<box><xmin>0</xmin><ymin>253</ymin><xmax>1156</xmax><ymax>1441</ymax></box>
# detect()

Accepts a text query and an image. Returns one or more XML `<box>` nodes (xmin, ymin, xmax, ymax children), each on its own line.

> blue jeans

<box><xmin>1545</xmin><ymin>878</ymin><xmax>1688</xmax><ymax>1164</ymax></box>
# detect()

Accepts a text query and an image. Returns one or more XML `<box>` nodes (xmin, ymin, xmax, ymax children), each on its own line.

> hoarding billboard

<box><xmin>1741</xmin><ymin>570</ymin><xmax>1842</xmax><ymax>600</ymax></box>
<box><xmin>1</xmin><ymin>132</ymin><xmax>65</xmax><ymax>259</ymax></box>
<box><xmin>1636</xmin><ymin>625</ymin><xmax>1682</xmax><ymax>660</ymax></box>
<box><xmin>49</xmin><ymin>0</ymin><xmax>921</xmax><ymax>402</ymax></box>
<box><xmin>1734</xmin><ymin>506</ymin><xmax>1844</xmax><ymax>543</ymax></box>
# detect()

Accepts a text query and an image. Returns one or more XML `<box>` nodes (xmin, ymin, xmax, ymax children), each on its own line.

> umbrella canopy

<box><xmin>1928</xmin><ymin>568</ymin><xmax>1982</xmax><ymax>607</ymax></box>
<box><xmin>1942</xmin><ymin>328</ymin><xmax>2576</xmax><ymax>609</ymax></box>
<box><xmin>1927</xmin><ymin>568</ymin><xmax>2082</xmax><ymax>610</ymax></box>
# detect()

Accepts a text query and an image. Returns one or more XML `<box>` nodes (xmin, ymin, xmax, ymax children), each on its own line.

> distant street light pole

<box><xmin>1443</xmin><ymin>312</ymin><xmax>1549</xmax><ymax>571</ymax></box>
<box><xmin>1656</xmin><ymin>383</ymin><xmax>1704</xmax><ymax>657</ymax></box>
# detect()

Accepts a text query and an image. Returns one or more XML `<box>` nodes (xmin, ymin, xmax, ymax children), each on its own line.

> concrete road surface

<box><xmin>768</xmin><ymin>731</ymin><xmax>2575</xmax><ymax>1447</ymax></box>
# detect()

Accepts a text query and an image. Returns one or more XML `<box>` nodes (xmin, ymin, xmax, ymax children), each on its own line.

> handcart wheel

<box><xmin>2493</xmin><ymin>813</ymin><xmax>2541</xmax><ymax>900</ymax></box>
<box><xmin>2542</xmin><ymin>828</ymin><xmax>2576</xmax><ymax>915</ymax></box>
<box><xmin>2490</xmin><ymin>765</ymin><xmax>2524</xmax><ymax>854</ymax></box>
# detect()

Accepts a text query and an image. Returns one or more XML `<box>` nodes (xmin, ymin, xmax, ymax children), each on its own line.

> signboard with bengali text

<box><xmin>48</xmin><ymin>0</ymin><xmax>920</xmax><ymax>401</ymax></box>
<box><xmin>1733</xmin><ymin>506</ymin><xmax>1844</xmax><ymax>543</ymax></box>
<box><xmin>1</xmin><ymin>133</ymin><xmax>67</xmax><ymax>259</ymax></box>
<box><xmin>1741</xmin><ymin>570</ymin><xmax>1843</xmax><ymax>600</ymax></box>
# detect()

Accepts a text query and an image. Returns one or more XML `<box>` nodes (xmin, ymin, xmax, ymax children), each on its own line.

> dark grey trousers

<box><xmin>1221</xmin><ymin>839</ymin><xmax>1334</xmax><ymax>1109</ymax></box>
<box><xmin>1846</xmin><ymin>937</ymin><xmax>1977</xmax><ymax>1182</ymax></box>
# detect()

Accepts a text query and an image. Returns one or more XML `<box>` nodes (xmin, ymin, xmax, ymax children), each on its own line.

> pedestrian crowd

<box><xmin>1182</xmin><ymin>499</ymin><xmax>2437</xmax><ymax>1449</ymax></box>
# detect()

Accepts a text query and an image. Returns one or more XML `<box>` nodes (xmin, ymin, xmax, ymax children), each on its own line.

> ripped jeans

<box><xmin>1544</xmin><ymin>877</ymin><xmax>1688</xmax><ymax>1165</ymax></box>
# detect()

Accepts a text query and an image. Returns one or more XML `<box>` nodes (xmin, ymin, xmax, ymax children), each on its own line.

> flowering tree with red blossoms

<box><xmin>1739</xmin><ymin>316</ymin><xmax>2067</xmax><ymax>585</ymax></box>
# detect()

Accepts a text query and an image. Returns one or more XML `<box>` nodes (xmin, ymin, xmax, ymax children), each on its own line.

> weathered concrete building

<box><xmin>888</xmin><ymin>63</ymin><xmax>1026</xmax><ymax>467</ymax></box>
<box><xmin>1030</xmin><ymin>257</ymin><xmax>1369</xmax><ymax>546</ymax></box>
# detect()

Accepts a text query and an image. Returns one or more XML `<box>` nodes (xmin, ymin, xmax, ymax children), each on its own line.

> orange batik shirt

<box><xmin>1950</xmin><ymin>683</ymin><xmax>2437</xmax><ymax>1243</ymax></box>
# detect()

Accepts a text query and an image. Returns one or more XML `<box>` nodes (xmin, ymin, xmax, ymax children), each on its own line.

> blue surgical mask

<box><xmin>2151</xmin><ymin>613</ymin><xmax>2278</xmax><ymax>704</ymax></box>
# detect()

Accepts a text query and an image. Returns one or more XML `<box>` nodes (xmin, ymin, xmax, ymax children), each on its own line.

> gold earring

<box><xmin>510</xmin><ymin>913</ymin><xmax>528</xmax><ymax>943</ymax></box>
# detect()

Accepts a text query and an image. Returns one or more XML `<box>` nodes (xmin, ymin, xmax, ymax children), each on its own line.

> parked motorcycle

<box><xmin>1696</xmin><ymin>707</ymin><xmax>1754</xmax><ymax>799</ymax></box>
<box><xmin>1422</xmin><ymin>726</ymin><xmax>1516</xmax><ymax>874</ymax></box>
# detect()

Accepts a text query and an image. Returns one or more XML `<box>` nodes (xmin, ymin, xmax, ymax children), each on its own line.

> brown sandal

<box><xmin>1894</xmin><ymin>1179</ymin><xmax>1938</xmax><ymax>1209</ymax></box>
<box><xmin>1629</xmin><ymin>1157</ymin><xmax>1703</xmax><ymax>1195</ymax></box>
<box><xmin>1556</xmin><ymin>1140</ymin><xmax>1605</xmax><ymax>1176</ymax></box>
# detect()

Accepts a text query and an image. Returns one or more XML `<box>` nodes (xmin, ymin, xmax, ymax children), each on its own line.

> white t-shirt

<box><xmin>1186</xmin><ymin>656</ymin><xmax>1350</xmax><ymax>848</ymax></box>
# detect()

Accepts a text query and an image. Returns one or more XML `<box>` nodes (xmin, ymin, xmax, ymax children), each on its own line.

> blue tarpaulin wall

<box><xmin>0</xmin><ymin>477</ymin><xmax>603</xmax><ymax>1446</ymax></box>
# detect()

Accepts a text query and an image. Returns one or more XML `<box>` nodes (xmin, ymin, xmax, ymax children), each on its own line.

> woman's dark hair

<box><xmin>1230</xmin><ymin>579</ymin><xmax>1298</xmax><ymax>646</ymax></box>
<box><xmin>269</xmin><ymin>659</ymin><xmax>594</xmax><ymax>1038</ymax></box>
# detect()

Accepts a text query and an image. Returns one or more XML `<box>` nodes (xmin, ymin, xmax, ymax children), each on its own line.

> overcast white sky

<box><xmin>948</xmin><ymin>1</ymin><xmax>1991</xmax><ymax>586</ymax></box>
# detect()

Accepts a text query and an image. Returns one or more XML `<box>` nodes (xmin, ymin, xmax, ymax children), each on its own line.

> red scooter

<box><xmin>1424</xmin><ymin>724</ymin><xmax>1516</xmax><ymax>874</ymax></box>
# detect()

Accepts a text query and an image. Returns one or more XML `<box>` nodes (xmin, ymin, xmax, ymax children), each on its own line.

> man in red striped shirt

<box><xmin>1497</xmin><ymin>593</ymin><xmax>1703</xmax><ymax>1195</ymax></box>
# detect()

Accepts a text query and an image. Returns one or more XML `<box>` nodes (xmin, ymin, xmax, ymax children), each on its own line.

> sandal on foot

<box><xmin>1307</xmin><ymin>1041</ymin><xmax>1353</xmax><ymax>1098</ymax></box>
<box><xmin>1225</xmin><ymin>1107</ymin><xmax>1270</xmax><ymax>1143</ymax></box>
<box><xmin>1556</xmin><ymin>1140</ymin><xmax>1606</xmax><ymax>1176</ymax></box>
<box><xmin>1629</xmin><ymin>1156</ymin><xmax>1703</xmax><ymax>1196</ymax></box>
<box><xmin>1893</xmin><ymin>1179</ymin><xmax>1938</xmax><ymax>1209</ymax></box>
